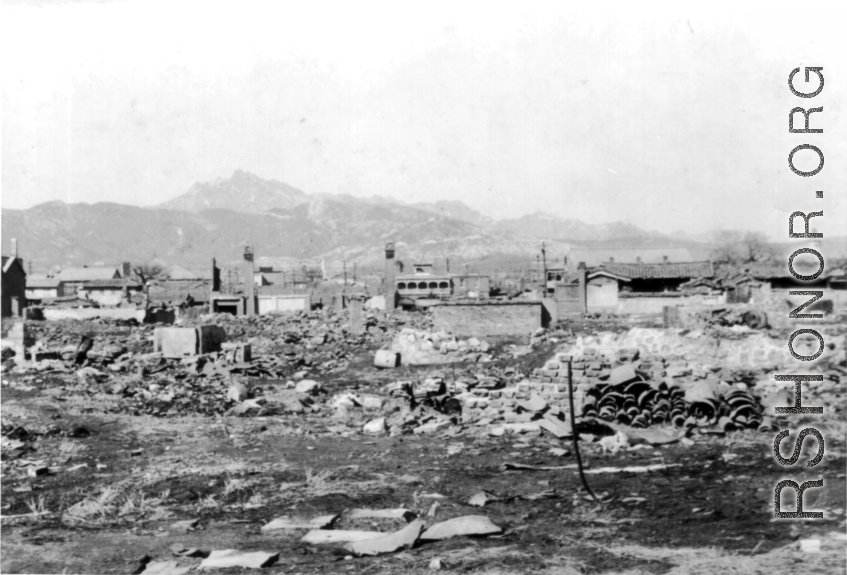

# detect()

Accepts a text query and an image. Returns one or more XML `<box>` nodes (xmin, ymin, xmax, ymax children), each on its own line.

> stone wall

<box><xmin>431</xmin><ymin>302</ymin><xmax>541</xmax><ymax>340</ymax></box>
<box><xmin>616</xmin><ymin>293</ymin><xmax>726</xmax><ymax>315</ymax></box>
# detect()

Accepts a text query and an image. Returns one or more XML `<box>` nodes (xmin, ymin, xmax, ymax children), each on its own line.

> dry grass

<box><xmin>58</xmin><ymin>439</ymin><xmax>88</xmax><ymax>455</ymax></box>
<box><xmin>197</xmin><ymin>494</ymin><xmax>220</xmax><ymax>511</ymax></box>
<box><xmin>222</xmin><ymin>476</ymin><xmax>247</xmax><ymax>497</ymax></box>
<box><xmin>25</xmin><ymin>495</ymin><xmax>49</xmax><ymax>515</ymax></box>
<box><xmin>304</xmin><ymin>467</ymin><xmax>335</xmax><ymax>493</ymax></box>
<box><xmin>62</xmin><ymin>485</ymin><xmax>170</xmax><ymax>525</ymax></box>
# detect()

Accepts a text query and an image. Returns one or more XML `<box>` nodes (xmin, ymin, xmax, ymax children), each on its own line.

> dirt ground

<box><xmin>2</xmin><ymin>341</ymin><xmax>846</xmax><ymax>575</ymax></box>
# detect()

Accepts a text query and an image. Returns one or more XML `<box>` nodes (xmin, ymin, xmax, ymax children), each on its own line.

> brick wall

<box><xmin>431</xmin><ymin>302</ymin><xmax>541</xmax><ymax>339</ymax></box>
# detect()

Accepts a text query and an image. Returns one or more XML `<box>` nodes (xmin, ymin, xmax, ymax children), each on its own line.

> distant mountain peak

<box><xmin>158</xmin><ymin>170</ymin><xmax>309</xmax><ymax>214</ymax></box>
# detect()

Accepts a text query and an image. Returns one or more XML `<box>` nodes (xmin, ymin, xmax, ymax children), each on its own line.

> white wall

<box><xmin>257</xmin><ymin>294</ymin><xmax>310</xmax><ymax>314</ymax></box>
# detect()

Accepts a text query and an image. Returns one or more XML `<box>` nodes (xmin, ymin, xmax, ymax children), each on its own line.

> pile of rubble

<box><xmin>387</xmin><ymin>328</ymin><xmax>497</xmax><ymax>365</ymax></box>
<box><xmin>0</xmin><ymin>310</ymin><xmax>438</xmax><ymax>417</ymax></box>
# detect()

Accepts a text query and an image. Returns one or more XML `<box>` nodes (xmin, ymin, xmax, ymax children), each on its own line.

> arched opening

<box><xmin>397</xmin><ymin>282</ymin><xmax>407</xmax><ymax>290</ymax></box>
<box><xmin>428</xmin><ymin>282</ymin><xmax>438</xmax><ymax>289</ymax></box>
<box><xmin>417</xmin><ymin>282</ymin><xmax>427</xmax><ymax>289</ymax></box>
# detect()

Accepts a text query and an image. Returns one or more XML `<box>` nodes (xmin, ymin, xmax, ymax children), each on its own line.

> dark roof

<box><xmin>570</xmin><ymin>246</ymin><xmax>712</xmax><ymax>267</ymax></box>
<box><xmin>2</xmin><ymin>256</ymin><xmax>25</xmax><ymax>276</ymax></box>
<box><xmin>598</xmin><ymin>261</ymin><xmax>714</xmax><ymax>280</ymax></box>
<box><xmin>142</xmin><ymin>282</ymin><xmax>211</xmax><ymax>306</ymax></box>
<box><xmin>26</xmin><ymin>277</ymin><xmax>62</xmax><ymax>289</ymax></box>
<box><xmin>81</xmin><ymin>279</ymin><xmax>142</xmax><ymax>288</ymax></box>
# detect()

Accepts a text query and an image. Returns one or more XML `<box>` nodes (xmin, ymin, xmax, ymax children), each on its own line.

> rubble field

<box><xmin>1</xmin><ymin>310</ymin><xmax>845</xmax><ymax>575</ymax></box>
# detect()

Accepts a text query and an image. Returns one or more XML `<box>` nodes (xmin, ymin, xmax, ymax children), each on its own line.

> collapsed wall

<box><xmin>463</xmin><ymin>327</ymin><xmax>844</xmax><ymax>430</ymax></box>
<box><xmin>431</xmin><ymin>301</ymin><xmax>541</xmax><ymax>342</ymax></box>
<box><xmin>388</xmin><ymin>328</ymin><xmax>494</xmax><ymax>365</ymax></box>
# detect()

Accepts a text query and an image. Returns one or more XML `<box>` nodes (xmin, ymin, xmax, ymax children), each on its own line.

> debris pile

<box><xmin>387</xmin><ymin>328</ymin><xmax>496</xmax><ymax>365</ymax></box>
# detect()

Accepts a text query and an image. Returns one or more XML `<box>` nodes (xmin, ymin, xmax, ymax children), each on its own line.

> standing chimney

<box><xmin>11</xmin><ymin>238</ymin><xmax>18</xmax><ymax>259</ymax></box>
<box><xmin>122</xmin><ymin>262</ymin><xmax>131</xmax><ymax>278</ymax></box>
<box><xmin>211</xmin><ymin>258</ymin><xmax>221</xmax><ymax>292</ymax></box>
<box><xmin>385</xmin><ymin>242</ymin><xmax>396</xmax><ymax>312</ymax></box>
<box><xmin>663</xmin><ymin>255</ymin><xmax>669</xmax><ymax>263</ymax></box>
<box><xmin>244</xmin><ymin>246</ymin><xmax>256</xmax><ymax>316</ymax></box>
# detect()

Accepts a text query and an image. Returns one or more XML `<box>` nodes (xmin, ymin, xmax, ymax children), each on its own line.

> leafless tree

<box><xmin>132</xmin><ymin>263</ymin><xmax>168</xmax><ymax>285</ymax></box>
<box><xmin>711</xmin><ymin>230</ymin><xmax>775</xmax><ymax>266</ymax></box>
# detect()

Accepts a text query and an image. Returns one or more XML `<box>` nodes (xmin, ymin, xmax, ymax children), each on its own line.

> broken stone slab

<box><xmin>198</xmin><ymin>550</ymin><xmax>279</xmax><ymax>569</ymax></box>
<box><xmin>501</xmin><ymin>462</ymin><xmax>580</xmax><ymax>472</ymax></box>
<box><xmin>517</xmin><ymin>395</ymin><xmax>549</xmax><ymax>413</ymax></box>
<box><xmin>170</xmin><ymin>544</ymin><xmax>209</xmax><ymax>558</ymax></box>
<box><xmin>420</xmin><ymin>515</ymin><xmax>502</xmax><ymax>541</ymax></box>
<box><xmin>583</xmin><ymin>463</ymin><xmax>683</xmax><ymax>474</ymax></box>
<box><xmin>301</xmin><ymin>530</ymin><xmax>385</xmax><ymax>544</ymax></box>
<box><xmin>169</xmin><ymin>518</ymin><xmax>200</xmax><ymax>533</ymax></box>
<box><xmin>413</xmin><ymin>420</ymin><xmax>452</xmax><ymax>435</ymax></box>
<box><xmin>360</xmin><ymin>395</ymin><xmax>385</xmax><ymax>410</ymax></box>
<box><xmin>227</xmin><ymin>382</ymin><xmax>249</xmax><ymax>402</ymax></box>
<box><xmin>261</xmin><ymin>514</ymin><xmax>338</xmax><ymax>531</ymax></box>
<box><xmin>597</xmin><ymin>421</ymin><xmax>681</xmax><ymax>446</ymax></box>
<box><xmin>467</xmin><ymin>491</ymin><xmax>504</xmax><ymax>507</ymax></box>
<box><xmin>362</xmin><ymin>417</ymin><xmax>387</xmax><ymax>435</ymax></box>
<box><xmin>499</xmin><ymin>422</ymin><xmax>542</xmax><ymax>435</ymax></box>
<box><xmin>607</xmin><ymin>364</ymin><xmax>638</xmax><ymax>386</ymax></box>
<box><xmin>538</xmin><ymin>419</ymin><xmax>572</xmax><ymax>439</ymax></box>
<box><xmin>141</xmin><ymin>560</ymin><xmax>193</xmax><ymax>575</ymax></box>
<box><xmin>345</xmin><ymin>519</ymin><xmax>424</xmax><ymax>556</ymax></box>
<box><xmin>27</xmin><ymin>465</ymin><xmax>49</xmax><ymax>478</ymax></box>
<box><xmin>374</xmin><ymin>350</ymin><xmax>399</xmax><ymax>369</ymax></box>
<box><xmin>345</xmin><ymin>508</ymin><xmax>417</xmax><ymax>522</ymax></box>
<box><xmin>295</xmin><ymin>379</ymin><xmax>323</xmax><ymax>395</ymax></box>
<box><xmin>503</xmin><ymin>411</ymin><xmax>534</xmax><ymax>423</ymax></box>
<box><xmin>154</xmin><ymin>326</ymin><xmax>225</xmax><ymax>359</ymax></box>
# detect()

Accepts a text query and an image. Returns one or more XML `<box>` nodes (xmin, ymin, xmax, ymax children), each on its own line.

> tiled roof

<box><xmin>81</xmin><ymin>279</ymin><xmax>142</xmax><ymax>288</ymax></box>
<box><xmin>570</xmin><ymin>246</ymin><xmax>712</xmax><ymax>267</ymax></box>
<box><xmin>598</xmin><ymin>261</ymin><xmax>714</xmax><ymax>279</ymax></box>
<box><xmin>26</xmin><ymin>277</ymin><xmax>62</xmax><ymax>289</ymax></box>
<box><xmin>56</xmin><ymin>266</ymin><xmax>121</xmax><ymax>281</ymax></box>
<box><xmin>142</xmin><ymin>282</ymin><xmax>211</xmax><ymax>306</ymax></box>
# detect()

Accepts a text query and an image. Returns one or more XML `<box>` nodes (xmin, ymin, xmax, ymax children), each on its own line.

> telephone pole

<box><xmin>541</xmin><ymin>242</ymin><xmax>548</xmax><ymax>294</ymax></box>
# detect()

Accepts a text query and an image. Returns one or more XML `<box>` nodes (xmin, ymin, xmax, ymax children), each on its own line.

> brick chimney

<box><xmin>122</xmin><ymin>262</ymin><xmax>131</xmax><ymax>278</ymax></box>
<box><xmin>385</xmin><ymin>242</ymin><xmax>396</xmax><ymax>311</ymax></box>
<box><xmin>244</xmin><ymin>245</ymin><xmax>255</xmax><ymax>316</ymax></box>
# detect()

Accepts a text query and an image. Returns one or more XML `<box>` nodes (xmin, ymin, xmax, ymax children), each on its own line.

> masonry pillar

<box><xmin>384</xmin><ymin>242</ymin><xmax>396</xmax><ymax>312</ymax></box>
<box><xmin>244</xmin><ymin>246</ymin><xmax>256</xmax><ymax>316</ymax></box>
<box><xmin>577</xmin><ymin>262</ymin><xmax>587</xmax><ymax>313</ymax></box>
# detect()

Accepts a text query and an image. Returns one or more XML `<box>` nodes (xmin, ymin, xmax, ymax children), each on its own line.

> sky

<box><xmin>2</xmin><ymin>2</ymin><xmax>846</xmax><ymax>239</ymax></box>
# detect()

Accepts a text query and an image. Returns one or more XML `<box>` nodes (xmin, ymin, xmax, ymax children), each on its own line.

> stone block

<box><xmin>155</xmin><ymin>326</ymin><xmax>226</xmax><ymax>358</ymax></box>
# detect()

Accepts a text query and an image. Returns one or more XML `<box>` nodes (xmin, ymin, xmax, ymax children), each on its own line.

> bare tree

<box><xmin>132</xmin><ymin>263</ymin><xmax>168</xmax><ymax>285</ymax></box>
<box><xmin>711</xmin><ymin>230</ymin><xmax>775</xmax><ymax>267</ymax></box>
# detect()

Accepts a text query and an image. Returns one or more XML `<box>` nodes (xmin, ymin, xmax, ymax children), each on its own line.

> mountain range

<box><xmin>3</xmin><ymin>170</ymin><xmax>720</xmax><ymax>274</ymax></box>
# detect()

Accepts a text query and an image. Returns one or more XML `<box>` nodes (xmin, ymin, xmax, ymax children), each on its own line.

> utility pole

<box><xmin>343</xmin><ymin>260</ymin><xmax>347</xmax><ymax>285</ymax></box>
<box><xmin>353</xmin><ymin>262</ymin><xmax>357</xmax><ymax>283</ymax></box>
<box><xmin>446</xmin><ymin>258</ymin><xmax>450</xmax><ymax>273</ymax></box>
<box><xmin>541</xmin><ymin>241</ymin><xmax>548</xmax><ymax>294</ymax></box>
